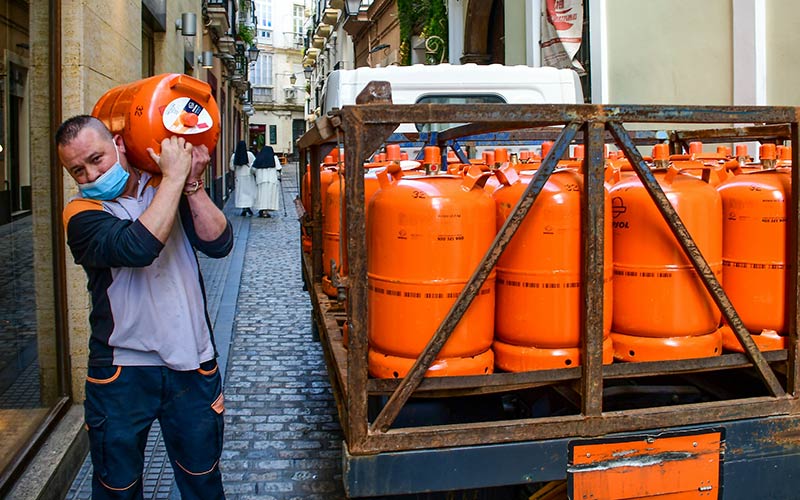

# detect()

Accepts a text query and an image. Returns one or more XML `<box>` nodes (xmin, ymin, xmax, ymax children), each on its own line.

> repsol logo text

<box><xmin>613</xmin><ymin>221</ymin><xmax>630</xmax><ymax>229</ymax></box>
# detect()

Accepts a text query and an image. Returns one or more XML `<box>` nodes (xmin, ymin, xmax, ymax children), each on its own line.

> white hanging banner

<box><xmin>541</xmin><ymin>0</ymin><xmax>585</xmax><ymax>74</ymax></box>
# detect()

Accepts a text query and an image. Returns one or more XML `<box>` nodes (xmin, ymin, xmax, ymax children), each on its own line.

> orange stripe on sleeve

<box><xmin>62</xmin><ymin>198</ymin><xmax>104</xmax><ymax>230</ymax></box>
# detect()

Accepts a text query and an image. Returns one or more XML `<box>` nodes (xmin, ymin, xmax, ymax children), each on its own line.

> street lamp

<box><xmin>290</xmin><ymin>74</ymin><xmax>297</xmax><ymax>85</ymax></box>
<box><xmin>198</xmin><ymin>51</ymin><xmax>214</xmax><ymax>69</ymax></box>
<box><xmin>247</xmin><ymin>45</ymin><xmax>259</xmax><ymax>63</ymax></box>
<box><xmin>344</xmin><ymin>0</ymin><xmax>362</xmax><ymax>17</ymax></box>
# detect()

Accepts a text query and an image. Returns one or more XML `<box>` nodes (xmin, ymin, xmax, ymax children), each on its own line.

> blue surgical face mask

<box><xmin>79</xmin><ymin>142</ymin><xmax>130</xmax><ymax>200</ymax></box>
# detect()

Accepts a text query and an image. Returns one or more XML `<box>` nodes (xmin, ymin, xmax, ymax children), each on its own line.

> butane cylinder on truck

<box><xmin>301</xmin><ymin>154</ymin><xmax>339</xmax><ymax>254</ymax></box>
<box><xmin>492</xmin><ymin>167</ymin><xmax>614</xmax><ymax>371</ymax></box>
<box><xmin>302</xmin><ymin>152</ymin><xmax>339</xmax><ymax>215</ymax></box>
<box><xmin>92</xmin><ymin>73</ymin><xmax>220</xmax><ymax>173</ymax></box>
<box><xmin>367</xmin><ymin>167</ymin><xmax>496</xmax><ymax>378</ymax></box>
<box><xmin>322</xmin><ymin>162</ymin><xmax>386</xmax><ymax>297</ymax></box>
<box><xmin>609</xmin><ymin>164</ymin><xmax>723</xmax><ymax>361</ymax></box>
<box><xmin>716</xmin><ymin>145</ymin><xmax>791</xmax><ymax>352</ymax></box>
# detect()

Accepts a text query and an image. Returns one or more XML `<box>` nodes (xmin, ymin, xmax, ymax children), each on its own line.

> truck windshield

<box><xmin>415</xmin><ymin>94</ymin><xmax>506</xmax><ymax>133</ymax></box>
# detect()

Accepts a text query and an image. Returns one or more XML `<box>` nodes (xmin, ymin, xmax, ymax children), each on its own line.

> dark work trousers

<box><xmin>84</xmin><ymin>361</ymin><xmax>225</xmax><ymax>500</ymax></box>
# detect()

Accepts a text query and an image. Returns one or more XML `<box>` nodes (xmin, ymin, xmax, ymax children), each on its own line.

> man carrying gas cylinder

<box><xmin>57</xmin><ymin>114</ymin><xmax>231</xmax><ymax>500</ymax></box>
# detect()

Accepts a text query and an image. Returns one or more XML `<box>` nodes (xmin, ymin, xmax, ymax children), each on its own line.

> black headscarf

<box><xmin>252</xmin><ymin>145</ymin><xmax>276</xmax><ymax>169</ymax></box>
<box><xmin>233</xmin><ymin>140</ymin><xmax>249</xmax><ymax>166</ymax></box>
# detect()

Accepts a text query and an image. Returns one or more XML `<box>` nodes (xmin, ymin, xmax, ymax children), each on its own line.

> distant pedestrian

<box><xmin>230</xmin><ymin>140</ymin><xmax>256</xmax><ymax>216</ymax></box>
<box><xmin>252</xmin><ymin>145</ymin><xmax>282</xmax><ymax>218</ymax></box>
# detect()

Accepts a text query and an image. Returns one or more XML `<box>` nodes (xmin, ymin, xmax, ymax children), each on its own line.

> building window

<box><xmin>293</xmin><ymin>4</ymin><xmax>304</xmax><ymax>35</ymax></box>
<box><xmin>1</xmin><ymin>0</ymin><xmax>70</xmax><ymax>491</ymax></box>
<box><xmin>252</xmin><ymin>87</ymin><xmax>274</xmax><ymax>103</ymax></box>
<box><xmin>141</xmin><ymin>13</ymin><xmax>154</xmax><ymax>77</ymax></box>
<box><xmin>256</xmin><ymin>0</ymin><xmax>272</xmax><ymax>29</ymax></box>
<box><xmin>269</xmin><ymin>125</ymin><xmax>277</xmax><ymax>144</ymax></box>
<box><xmin>250</xmin><ymin>53</ymin><xmax>273</xmax><ymax>86</ymax></box>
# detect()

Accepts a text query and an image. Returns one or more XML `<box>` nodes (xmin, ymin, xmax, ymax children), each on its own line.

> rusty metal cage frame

<box><xmin>298</xmin><ymin>100</ymin><xmax>800</xmax><ymax>456</ymax></box>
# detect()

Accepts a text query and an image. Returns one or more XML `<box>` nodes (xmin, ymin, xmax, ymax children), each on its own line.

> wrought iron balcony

<box><xmin>252</xmin><ymin>87</ymin><xmax>275</xmax><ymax>104</ymax></box>
<box><xmin>203</xmin><ymin>0</ymin><xmax>232</xmax><ymax>39</ymax></box>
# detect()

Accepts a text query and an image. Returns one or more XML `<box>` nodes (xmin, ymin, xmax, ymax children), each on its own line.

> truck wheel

<box><xmin>311</xmin><ymin>313</ymin><xmax>320</xmax><ymax>342</ymax></box>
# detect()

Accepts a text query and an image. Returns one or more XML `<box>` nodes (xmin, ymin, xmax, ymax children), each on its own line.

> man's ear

<box><xmin>113</xmin><ymin>134</ymin><xmax>127</xmax><ymax>154</ymax></box>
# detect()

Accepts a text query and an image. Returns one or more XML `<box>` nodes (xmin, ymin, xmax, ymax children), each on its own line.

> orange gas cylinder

<box><xmin>423</xmin><ymin>146</ymin><xmax>441</xmax><ymax>174</ymax></box>
<box><xmin>760</xmin><ymin>143</ymin><xmax>777</xmax><ymax>169</ymax></box>
<box><xmin>720</xmin><ymin>325</ymin><xmax>787</xmax><ymax>353</ymax></box>
<box><xmin>301</xmin><ymin>162</ymin><xmax>338</xmax><ymax>214</ymax></box>
<box><xmin>482</xmin><ymin>150</ymin><xmax>496</xmax><ymax>167</ymax></box>
<box><xmin>716</xmin><ymin>167</ymin><xmax>791</xmax><ymax>337</ymax></box>
<box><xmin>92</xmin><ymin>74</ymin><xmax>220</xmax><ymax>174</ymax></box>
<box><xmin>777</xmin><ymin>146</ymin><xmax>792</xmax><ymax>168</ymax></box>
<box><xmin>609</xmin><ymin>165</ymin><xmax>723</xmax><ymax>361</ymax></box>
<box><xmin>386</xmin><ymin>144</ymin><xmax>401</xmax><ymax>162</ymax></box>
<box><xmin>494</xmin><ymin>148</ymin><xmax>509</xmax><ymax>166</ymax></box>
<box><xmin>322</xmin><ymin>165</ymin><xmax>386</xmax><ymax>297</ymax></box>
<box><xmin>482</xmin><ymin>165</ymin><xmax>503</xmax><ymax>194</ymax></box>
<box><xmin>367</xmin><ymin>167</ymin><xmax>496</xmax><ymax>378</ymax></box>
<box><xmin>492</xmin><ymin>167</ymin><xmax>614</xmax><ymax>370</ymax></box>
<box><xmin>541</xmin><ymin>141</ymin><xmax>554</xmax><ymax>159</ymax></box>
<box><xmin>301</xmin><ymin>164</ymin><xmax>338</xmax><ymax>256</ymax></box>
<box><xmin>688</xmin><ymin>141</ymin><xmax>704</xmax><ymax>158</ymax></box>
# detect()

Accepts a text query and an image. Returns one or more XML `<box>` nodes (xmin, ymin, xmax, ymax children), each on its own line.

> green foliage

<box><xmin>238</xmin><ymin>24</ymin><xmax>256</xmax><ymax>46</ymax></box>
<box><xmin>396</xmin><ymin>0</ymin><xmax>448</xmax><ymax>66</ymax></box>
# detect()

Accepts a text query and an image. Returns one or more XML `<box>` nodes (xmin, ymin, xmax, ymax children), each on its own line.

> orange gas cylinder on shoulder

<box><xmin>92</xmin><ymin>73</ymin><xmax>220</xmax><ymax>174</ymax></box>
<box><xmin>491</xmin><ymin>164</ymin><xmax>613</xmax><ymax>371</ymax></box>
<box><xmin>608</xmin><ymin>153</ymin><xmax>723</xmax><ymax>362</ymax></box>
<box><xmin>367</xmin><ymin>165</ymin><xmax>496</xmax><ymax>378</ymax></box>
<box><xmin>716</xmin><ymin>143</ymin><xmax>791</xmax><ymax>352</ymax></box>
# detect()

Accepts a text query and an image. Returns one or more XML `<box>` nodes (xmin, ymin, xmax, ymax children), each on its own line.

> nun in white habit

<box><xmin>252</xmin><ymin>145</ymin><xmax>282</xmax><ymax>218</ymax></box>
<box><xmin>229</xmin><ymin>140</ymin><xmax>256</xmax><ymax>216</ymax></box>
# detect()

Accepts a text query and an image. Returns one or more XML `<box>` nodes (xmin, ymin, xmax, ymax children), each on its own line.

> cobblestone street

<box><xmin>221</xmin><ymin>166</ymin><xmax>345</xmax><ymax>499</ymax></box>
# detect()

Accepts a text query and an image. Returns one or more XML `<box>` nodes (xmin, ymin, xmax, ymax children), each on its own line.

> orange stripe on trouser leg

<box><xmin>176</xmin><ymin>459</ymin><xmax>220</xmax><ymax>476</ymax></box>
<box><xmin>197</xmin><ymin>364</ymin><xmax>218</xmax><ymax>376</ymax></box>
<box><xmin>86</xmin><ymin>366</ymin><xmax>122</xmax><ymax>384</ymax></box>
<box><xmin>98</xmin><ymin>477</ymin><xmax>138</xmax><ymax>491</ymax></box>
<box><xmin>211</xmin><ymin>392</ymin><xmax>224</xmax><ymax>414</ymax></box>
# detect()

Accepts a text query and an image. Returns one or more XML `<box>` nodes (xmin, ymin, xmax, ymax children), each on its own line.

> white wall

<box><xmin>604</xmin><ymin>0</ymin><xmax>733</xmax><ymax>105</ymax></box>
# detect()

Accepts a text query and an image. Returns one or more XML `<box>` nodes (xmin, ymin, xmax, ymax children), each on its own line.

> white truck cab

<box><xmin>319</xmin><ymin>63</ymin><xmax>583</xmax><ymax>159</ymax></box>
<box><xmin>321</xmin><ymin>63</ymin><xmax>583</xmax><ymax>118</ymax></box>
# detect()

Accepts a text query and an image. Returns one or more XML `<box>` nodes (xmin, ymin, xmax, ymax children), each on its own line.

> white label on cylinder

<box><xmin>162</xmin><ymin>97</ymin><xmax>214</xmax><ymax>135</ymax></box>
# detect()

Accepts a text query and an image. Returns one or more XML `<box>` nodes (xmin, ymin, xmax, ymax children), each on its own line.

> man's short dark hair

<box><xmin>55</xmin><ymin>115</ymin><xmax>112</xmax><ymax>146</ymax></box>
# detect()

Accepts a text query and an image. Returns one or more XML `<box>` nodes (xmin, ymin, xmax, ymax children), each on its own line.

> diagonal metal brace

<box><xmin>608</xmin><ymin>121</ymin><xmax>786</xmax><ymax>398</ymax></box>
<box><xmin>370</xmin><ymin>121</ymin><xmax>584</xmax><ymax>433</ymax></box>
